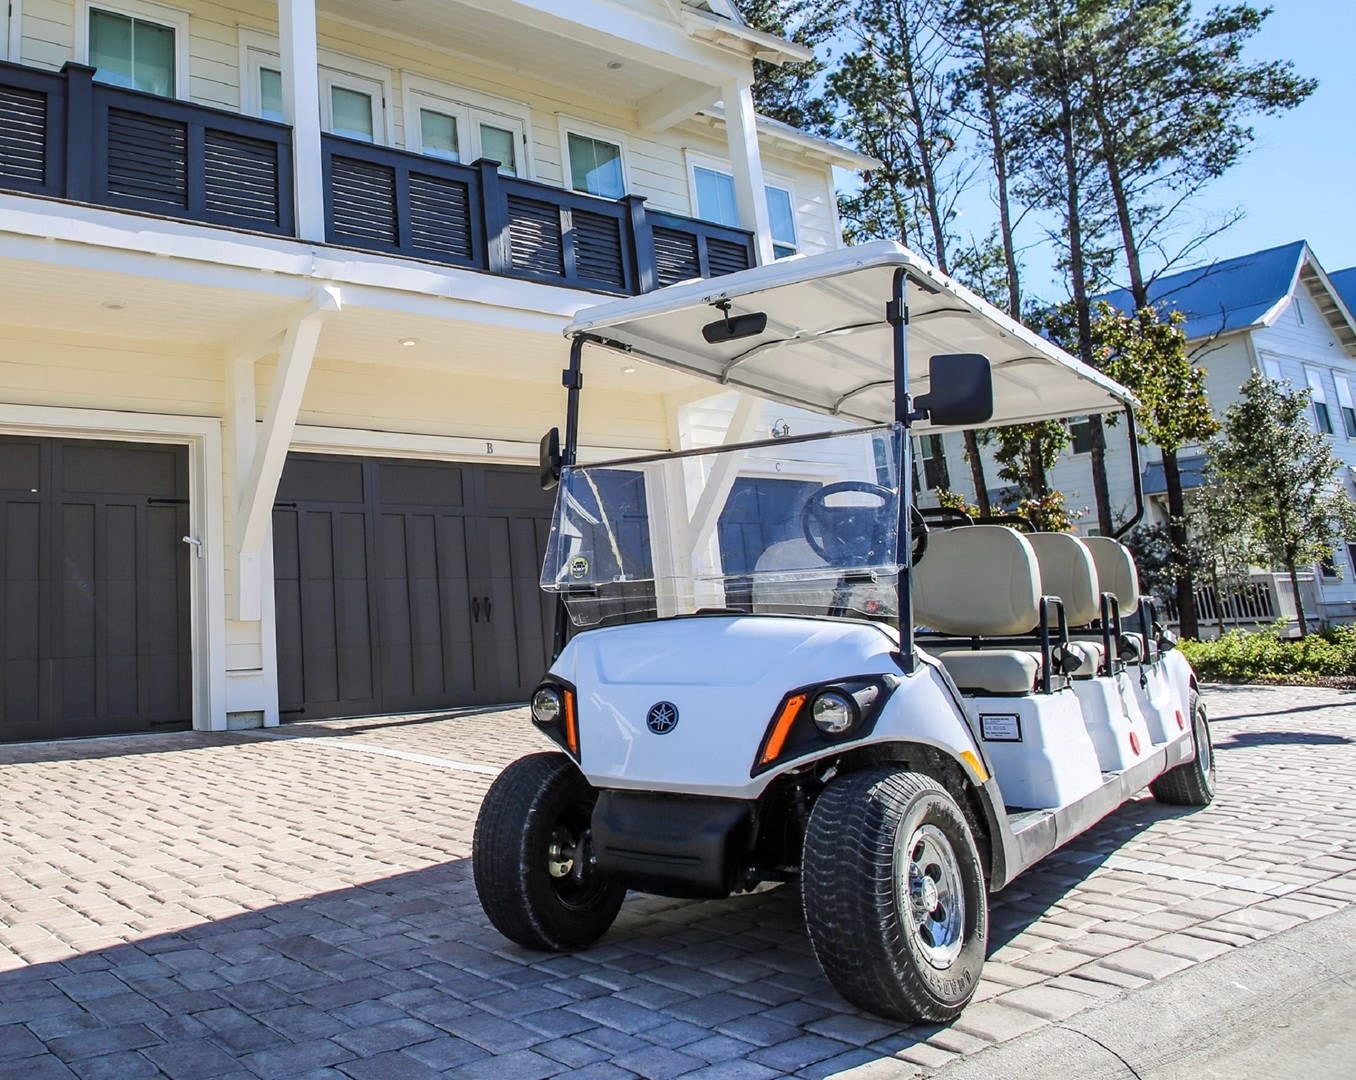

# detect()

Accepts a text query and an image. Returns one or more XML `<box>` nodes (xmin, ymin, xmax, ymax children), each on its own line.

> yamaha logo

<box><xmin>646</xmin><ymin>701</ymin><xmax>679</xmax><ymax>735</ymax></box>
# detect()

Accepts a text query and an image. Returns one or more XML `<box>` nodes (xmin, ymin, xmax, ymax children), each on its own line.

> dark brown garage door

<box><xmin>0</xmin><ymin>436</ymin><xmax>192</xmax><ymax>741</ymax></box>
<box><xmin>272</xmin><ymin>455</ymin><xmax>555</xmax><ymax>721</ymax></box>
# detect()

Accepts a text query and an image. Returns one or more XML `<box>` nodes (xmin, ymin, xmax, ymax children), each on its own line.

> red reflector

<box><xmin>1130</xmin><ymin>731</ymin><xmax>1141</xmax><ymax>756</ymax></box>
<box><xmin>1176</xmin><ymin>710</ymin><xmax>1185</xmax><ymax>730</ymax></box>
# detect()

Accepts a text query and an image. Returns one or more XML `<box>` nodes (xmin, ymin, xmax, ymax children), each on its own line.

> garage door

<box><xmin>0</xmin><ymin>437</ymin><xmax>192</xmax><ymax>741</ymax></box>
<box><xmin>272</xmin><ymin>455</ymin><xmax>555</xmax><ymax>721</ymax></box>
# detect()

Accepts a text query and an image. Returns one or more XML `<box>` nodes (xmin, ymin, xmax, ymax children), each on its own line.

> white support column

<box><xmin>722</xmin><ymin>76</ymin><xmax>775</xmax><ymax>266</ymax></box>
<box><xmin>685</xmin><ymin>393</ymin><xmax>759</xmax><ymax>555</ymax></box>
<box><xmin>232</xmin><ymin>285</ymin><xmax>340</xmax><ymax>619</ymax></box>
<box><xmin>280</xmin><ymin>0</ymin><xmax>325</xmax><ymax>241</ymax></box>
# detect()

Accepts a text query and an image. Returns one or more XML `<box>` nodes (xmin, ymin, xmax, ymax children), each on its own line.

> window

<box><xmin>87</xmin><ymin>6</ymin><xmax>175</xmax><ymax>96</ymax></box>
<box><xmin>691</xmin><ymin>159</ymin><xmax>798</xmax><ymax>257</ymax></box>
<box><xmin>1347</xmin><ymin>543</ymin><xmax>1356</xmax><ymax>578</ymax></box>
<box><xmin>257</xmin><ymin>65</ymin><xmax>283</xmax><ymax>122</ymax></box>
<box><xmin>1260</xmin><ymin>356</ymin><xmax>1284</xmax><ymax>383</ymax></box>
<box><xmin>1306</xmin><ymin>366</ymin><xmax>1334</xmax><ymax>435</ymax></box>
<box><xmin>765</xmin><ymin>184</ymin><xmax>797</xmax><ymax>257</ymax></box>
<box><xmin>1337</xmin><ymin>377</ymin><xmax>1356</xmax><ymax>439</ymax></box>
<box><xmin>1320</xmin><ymin>553</ymin><xmax>1339</xmax><ymax>579</ymax></box>
<box><xmin>1068</xmin><ymin>416</ymin><xmax>1094</xmax><ymax>455</ymax></box>
<box><xmin>567</xmin><ymin>132</ymin><xmax>624</xmax><ymax>199</ymax></box>
<box><xmin>405</xmin><ymin>83</ymin><xmax>527</xmax><ymax>177</ymax></box>
<box><xmin>917</xmin><ymin>434</ymin><xmax>949</xmax><ymax>491</ymax></box>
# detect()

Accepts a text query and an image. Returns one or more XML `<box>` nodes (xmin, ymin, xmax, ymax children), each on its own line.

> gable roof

<box><xmin>1096</xmin><ymin>241</ymin><xmax>1356</xmax><ymax>354</ymax></box>
<box><xmin>1334</xmin><ymin>266</ymin><xmax>1356</xmax><ymax>319</ymax></box>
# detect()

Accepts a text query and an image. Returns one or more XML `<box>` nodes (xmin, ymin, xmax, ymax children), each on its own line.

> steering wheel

<box><xmin>800</xmin><ymin>482</ymin><xmax>928</xmax><ymax>567</ymax></box>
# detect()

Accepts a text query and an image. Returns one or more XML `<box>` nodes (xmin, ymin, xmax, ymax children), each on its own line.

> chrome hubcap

<box><xmin>547</xmin><ymin>826</ymin><xmax>577</xmax><ymax>879</ymax></box>
<box><xmin>1196</xmin><ymin>710</ymin><xmax>1213</xmax><ymax>776</ymax></box>
<box><xmin>898</xmin><ymin>823</ymin><xmax>965</xmax><ymax>968</ymax></box>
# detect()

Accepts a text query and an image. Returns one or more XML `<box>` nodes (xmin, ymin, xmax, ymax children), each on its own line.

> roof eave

<box><xmin>693</xmin><ymin>107</ymin><xmax>880</xmax><ymax>170</ymax></box>
<box><xmin>679</xmin><ymin>9</ymin><xmax>814</xmax><ymax>65</ymax></box>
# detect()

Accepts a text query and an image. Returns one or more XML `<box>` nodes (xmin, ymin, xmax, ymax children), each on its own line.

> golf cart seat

<box><xmin>750</xmin><ymin>538</ymin><xmax>836</xmax><ymax>614</ymax></box>
<box><xmin>913</xmin><ymin>525</ymin><xmax>1043</xmax><ymax>694</ymax></box>
<box><xmin>1082</xmin><ymin>537</ymin><xmax>1151</xmax><ymax>662</ymax></box>
<box><xmin>1027</xmin><ymin>533</ymin><xmax>1103</xmax><ymax>676</ymax></box>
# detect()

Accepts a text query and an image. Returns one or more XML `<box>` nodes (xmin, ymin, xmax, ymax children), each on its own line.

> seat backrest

<box><xmin>1027</xmin><ymin>533</ymin><xmax>1100</xmax><ymax>626</ymax></box>
<box><xmin>1082</xmin><ymin>536</ymin><xmax>1140</xmax><ymax>616</ymax></box>
<box><xmin>750</xmin><ymin>538</ymin><xmax>835</xmax><ymax>613</ymax></box>
<box><xmin>912</xmin><ymin>525</ymin><xmax>1041</xmax><ymax>636</ymax></box>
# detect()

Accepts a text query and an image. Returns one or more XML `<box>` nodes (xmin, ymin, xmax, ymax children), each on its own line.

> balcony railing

<box><xmin>0</xmin><ymin>59</ymin><xmax>755</xmax><ymax>295</ymax></box>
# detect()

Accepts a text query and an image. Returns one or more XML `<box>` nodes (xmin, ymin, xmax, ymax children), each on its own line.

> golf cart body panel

<box><xmin>474</xmin><ymin>240</ymin><xmax>1213</xmax><ymax>1024</ymax></box>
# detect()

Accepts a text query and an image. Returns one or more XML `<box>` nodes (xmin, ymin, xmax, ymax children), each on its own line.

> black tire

<box><xmin>1150</xmin><ymin>691</ymin><xmax>1215</xmax><ymax>806</ymax></box>
<box><xmin>802</xmin><ymin>768</ymin><xmax>988</xmax><ymax>1023</ymax></box>
<box><xmin>473</xmin><ymin>752</ymin><xmax>625</xmax><ymax>951</ymax></box>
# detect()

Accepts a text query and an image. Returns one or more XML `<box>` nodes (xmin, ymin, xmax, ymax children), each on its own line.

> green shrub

<box><xmin>1180</xmin><ymin>621</ymin><xmax>1356</xmax><ymax>680</ymax></box>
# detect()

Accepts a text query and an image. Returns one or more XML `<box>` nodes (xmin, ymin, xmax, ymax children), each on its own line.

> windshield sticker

<box><xmin>569</xmin><ymin>555</ymin><xmax>590</xmax><ymax>580</ymax></box>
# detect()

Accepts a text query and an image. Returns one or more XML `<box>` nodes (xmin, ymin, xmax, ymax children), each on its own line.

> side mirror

<box><xmin>540</xmin><ymin>428</ymin><xmax>562</xmax><ymax>491</ymax></box>
<box><xmin>913</xmin><ymin>353</ymin><xmax>994</xmax><ymax>427</ymax></box>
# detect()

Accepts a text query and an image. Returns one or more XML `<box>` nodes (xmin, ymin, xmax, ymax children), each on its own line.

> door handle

<box><xmin>484</xmin><ymin>596</ymin><xmax>492</xmax><ymax>622</ymax></box>
<box><xmin>472</xmin><ymin>596</ymin><xmax>480</xmax><ymax>622</ymax></box>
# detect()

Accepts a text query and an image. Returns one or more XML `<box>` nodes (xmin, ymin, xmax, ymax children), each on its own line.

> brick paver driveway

<box><xmin>1</xmin><ymin>683</ymin><xmax>1353</xmax><ymax>1078</ymax></box>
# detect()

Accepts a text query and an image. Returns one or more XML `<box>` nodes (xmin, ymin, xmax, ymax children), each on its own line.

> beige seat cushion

<box><xmin>1027</xmin><ymin>533</ymin><xmax>1100</xmax><ymax>626</ymax></box>
<box><xmin>1083</xmin><ymin>537</ymin><xmax>1140</xmax><ymax>616</ymax></box>
<box><xmin>751</xmin><ymin>538</ymin><xmax>835</xmax><ymax>614</ymax></box>
<box><xmin>937</xmin><ymin>650</ymin><xmax>1039</xmax><ymax>694</ymax></box>
<box><xmin>913</xmin><ymin>526</ymin><xmax>1041</xmax><ymax>636</ymax></box>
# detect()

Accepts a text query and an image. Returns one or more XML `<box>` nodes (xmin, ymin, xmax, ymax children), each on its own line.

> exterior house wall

<box><xmin>20</xmin><ymin>0</ymin><xmax>841</xmax><ymax>253</ymax></box>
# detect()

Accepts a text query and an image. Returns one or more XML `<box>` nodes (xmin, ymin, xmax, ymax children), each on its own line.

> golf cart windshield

<box><xmin>543</xmin><ymin>426</ymin><xmax>902</xmax><ymax>626</ymax></box>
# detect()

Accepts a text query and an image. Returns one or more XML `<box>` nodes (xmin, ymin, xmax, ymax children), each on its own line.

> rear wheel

<box><xmin>802</xmin><ymin>768</ymin><xmax>988</xmax><ymax>1022</ymax></box>
<box><xmin>473</xmin><ymin>752</ymin><xmax>625</xmax><ymax>951</ymax></box>
<box><xmin>1150</xmin><ymin>691</ymin><xmax>1215</xmax><ymax>806</ymax></box>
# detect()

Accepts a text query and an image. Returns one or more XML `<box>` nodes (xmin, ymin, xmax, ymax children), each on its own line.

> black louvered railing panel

<box><xmin>408</xmin><ymin>172</ymin><xmax>474</xmax><ymax>262</ymax></box>
<box><xmin>508</xmin><ymin>195</ymin><xmax>564</xmax><ymax>277</ymax></box>
<box><xmin>707</xmin><ymin>236</ymin><xmax>754</xmax><ymax>278</ymax></box>
<box><xmin>652</xmin><ymin>227</ymin><xmax>701</xmax><ymax>287</ymax></box>
<box><xmin>572</xmin><ymin>209</ymin><xmax>626</xmax><ymax>290</ymax></box>
<box><xmin>0</xmin><ymin>86</ymin><xmax>48</xmax><ymax>189</ymax></box>
<box><xmin>329</xmin><ymin>155</ymin><xmax>398</xmax><ymax>245</ymax></box>
<box><xmin>106</xmin><ymin>108</ymin><xmax>188</xmax><ymax>210</ymax></box>
<box><xmin>203</xmin><ymin>129</ymin><xmax>281</xmax><ymax>227</ymax></box>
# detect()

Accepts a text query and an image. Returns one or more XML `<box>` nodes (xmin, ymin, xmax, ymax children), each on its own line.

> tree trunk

<box><xmin>963</xmin><ymin>430</ymin><xmax>991</xmax><ymax>515</ymax></box>
<box><xmin>1211</xmin><ymin>564</ymin><xmax>1225</xmax><ymax>637</ymax></box>
<box><xmin>1288</xmin><ymin>561</ymin><xmax>1308</xmax><ymax>637</ymax></box>
<box><xmin>1088</xmin><ymin>415</ymin><xmax>1114</xmax><ymax>536</ymax></box>
<box><xmin>1048</xmin><ymin>3</ymin><xmax>1112</xmax><ymax>535</ymax></box>
<box><xmin>1162</xmin><ymin>449</ymin><xmax>1198</xmax><ymax>638</ymax></box>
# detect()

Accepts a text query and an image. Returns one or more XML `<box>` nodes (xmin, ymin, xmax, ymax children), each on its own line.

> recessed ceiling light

<box><xmin>621</xmin><ymin>366</ymin><xmax>637</xmax><ymax>374</ymax></box>
<box><xmin>607</xmin><ymin>60</ymin><xmax>624</xmax><ymax>70</ymax></box>
<box><xmin>399</xmin><ymin>337</ymin><xmax>418</xmax><ymax>347</ymax></box>
<box><xmin>101</xmin><ymin>300</ymin><xmax>126</xmax><ymax>310</ymax></box>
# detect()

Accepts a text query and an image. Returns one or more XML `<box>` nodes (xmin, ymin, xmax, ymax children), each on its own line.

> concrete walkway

<box><xmin>0</xmin><ymin>684</ymin><xmax>1352</xmax><ymax>1077</ymax></box>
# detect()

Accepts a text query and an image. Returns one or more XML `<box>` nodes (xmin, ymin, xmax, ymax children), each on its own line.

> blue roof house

<box><xmin>1085</xmin><ymin>242</ymin><xmax>1356</xmax><ymax>626</ymax></box>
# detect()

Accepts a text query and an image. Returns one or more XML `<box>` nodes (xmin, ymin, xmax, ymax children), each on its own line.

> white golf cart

<box><xmin>472</xmin><ymin>242</ymin><xmax>1213</xmax><ymax>1023</ymax></box>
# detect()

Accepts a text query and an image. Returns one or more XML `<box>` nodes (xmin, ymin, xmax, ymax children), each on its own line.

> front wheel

<box><xmin>1150</xmin><ymin>691</ymin><xmax>1215</xmax><ymax>806</ymax></box>
<box><xmin>473</xmin><ymin>752</ymin><xmax>626</xmax><ymax>951</ymax></box>
<box><xmin>802</xmin><ymin>769</ymin><xmax>988</xmax><ymax>1023</ymax></box>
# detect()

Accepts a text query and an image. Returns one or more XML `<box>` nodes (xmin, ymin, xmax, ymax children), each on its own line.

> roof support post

<box><xmin>280</xmin><ymin>0</ymin><xmax>325</xmax><ymax>241</ymax></box>
<box><xmin>891</xmin><ymin>268</ymin><xmax>916</xmax><ymax>674</ymax></box>
<box><xmin>230</xmin><ymin>285</ymin><xmax>340</xmax><ymax>621</ymax></box>
<box><xmin>721</xmin><ymin>77</ymin><xmax>775</xmax><ymax>266</ymax></box>
<box><xmin>684</xmin><ymin>392</ymin><xmax>759</xmax><ymax>557</ymax></box>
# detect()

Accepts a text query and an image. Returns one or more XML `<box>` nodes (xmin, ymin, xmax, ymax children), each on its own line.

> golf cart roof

<box><xmin>565</xmin><ymin>241</ymin><xmax>1135</xmax><ymax>430</ymax></box>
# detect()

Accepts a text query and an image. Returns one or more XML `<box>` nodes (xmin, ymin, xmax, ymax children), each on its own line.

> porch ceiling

<box><xmin>0</xmin><ymin>250</ymin><xmax>695</xmax><ymax>395</ymax></box>
<box><xmin>319</xmin><ymin>0</ymin><xmax>731</xmax><ymax>111</ymax></box>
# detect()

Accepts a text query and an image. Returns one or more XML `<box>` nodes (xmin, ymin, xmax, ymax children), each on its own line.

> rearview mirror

<box><xmin>913</xmin><ymin>353</ymin><xmax>993</xmax><ymax>427</ymax></box>
<box><xmin>540</xmin><ymin>428</ymin><xmax>562</xmax><ymax>491</ymax></box>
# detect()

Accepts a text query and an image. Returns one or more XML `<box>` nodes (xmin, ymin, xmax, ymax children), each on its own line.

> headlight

<box><xmin>531</xmin><ymin>686</ymin><xmax>563</xmax><ymax>725</ymax></box>
<box><xmin>811</xmin><ymin>691</ymin><xmax>858</xmax><ymax>735</ymax></box>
